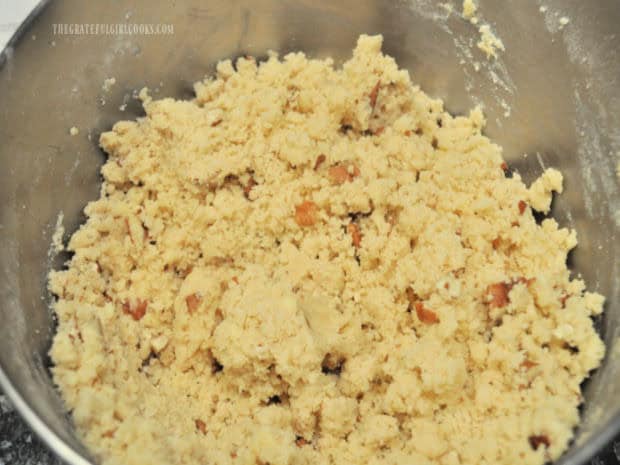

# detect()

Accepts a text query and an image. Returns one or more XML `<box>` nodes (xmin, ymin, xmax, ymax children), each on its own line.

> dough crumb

<box><xmin>69</xmin><ymin>126</ymin><xmax>79</xmax><ymax>136</ymax></box>
<box><xmin>462</xmin><ymin>0</ymin><xmax>478</xmax><ymax>24</ymax></box>
<box><xmin>527</xmin><ymin>168</ymin><xmax>564</xmax><ymax>213</ymax></box>
<box><xmin>102</xmin><ymin>77</ymin><xmax>116</xmax><ymax>92</ymax></box>
<box><xmin>477</xmin><ymin>24</ymin><xmax>505</xmax><ymax>59</ymax></box>
<box><xmin>138</xmin><ymin>86</ymin><xmax>152</xmax><ymax>104</ymax></box>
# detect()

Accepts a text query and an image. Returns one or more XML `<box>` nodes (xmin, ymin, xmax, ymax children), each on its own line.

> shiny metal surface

<box><xmin>0</xmin><ymin>1</ymin><xmax>618</xmax><ymax>464</ymax></box>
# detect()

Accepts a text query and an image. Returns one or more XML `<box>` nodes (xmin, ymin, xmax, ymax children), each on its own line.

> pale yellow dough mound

<box><xmin>49</xmin><ymin>35</ymin><xmax>605</xmax><ymax>465</ymax></box>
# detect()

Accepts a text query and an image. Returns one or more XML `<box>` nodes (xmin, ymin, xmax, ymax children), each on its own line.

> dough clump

<box><xmin>49</xmin><ymin>35</ymin><xmax>604</xmax><ymax>465</ymax></box>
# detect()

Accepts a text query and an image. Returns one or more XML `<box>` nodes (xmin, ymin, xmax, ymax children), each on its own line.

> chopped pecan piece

<box><xmin>347</xmin><ymin>223</ymin><xmax>362</xmax><ymax>248</ymax></box>
<box><xmin>295</xmin><ymin>201</ymin><xmax>319</xmax><ymax>227</ymax></box>
<box><xmin>514</xmin><ymin>277</ymin><xmax>535</xmax><ymax>286</ymax></box>
<box><xmin>521</xmin><ymin>359</ymin><xmax>538</xmax><ymax>369</ymax></box>
<box><xmin>321</xmin><ymin>353</ymin><xmax>344</xmax><ymax>375</ymax></box>
<box><xmin>314</xmin><ymin>154</ymin><xmax>326</xmax><ymax>170</ymax></box>
<box><xmin>492</xmin><ymin>237</ymin><xmax>501</xmax><ymax>249</ymax></box>
<box><xmin>295</xmin><ymin>436</ymin><xmax>308</xmax><ymax>447</ymax></box>
<box><xmin>133</xmin><ymin>300</ymin><xmax>148</xmax><ymax>320</ymax></box>
<box><xmin>209</xmin><ymin>256</ymin><xmax>234</xmax><ymax>267</ymax></box>
<box><xmin>518</xmin><ymin>200</ymin><xmax>527</xmax><ymax>215</ymax></box>
<box><xmin>243</xmin><ymin>177</ymin><xmax>257</xmax><ymax>198</ymax></box>
<box><xmin>406</xmin><ymin>286</ymin><xmax>439</xmax><ymax>323</ymax></box>
<box><xmin>177</xmin><ymin>265</ymin><xmax>193</xmax><ymax>279</ymax></box>
<box><xmin>369</xmin><ymin>80</ymin><xmax>381</xmax><ymax>108</ymax></box>
<box><xmin>528</xmin><ymin>435</ymin><xmax>550</xmax><ymax>450</ymax></box>
<box><xmin>500</xmin><ymin>162</ymin><xmax>508</xmax><ymax>172</ymax></box>
<box><xmin>123</xmin><ymin>299</ymin><xmax>147</xmax><ymax>320</ymax></box>
<box><xmin>195</xmin><ymin>419</ymin><xmax>207</xmax><ymax>434</ymax></box>
<box><xmin>212</xmin><ymin>357</ymin><xmax>224</xmax><ymax>373</ymax></box>
<box><xmin>405</xmin><ymin>287</ymin><xmax>418</xmax><ymax>309</ymax></box>
<box><xmin>102</xmin><ymin>290</ymin><xmax>113</xmax><ymax>302</ymax></box>
<box><xmin>414</xmin><ymin>301</ymin><xmax>440</xmax><ymax>324</ymax></box>
<box><xmin>486</xmin><ymin>282</ymin><xmax>510</xmax><ymax>308</ymax></box>
<box><xmin>328</xmin><ymin>163</ymin><xmax>360</xmax><ymax>185</ymax></box>
<box><xmin>186</xmin><ymin>293</ymin><xmax>201</xmax><ymax>313</ymax></box>
<box><xmin>124</xmin><ymin>218</ymin><xmax>134</xmax><ymax>244</ymax></box>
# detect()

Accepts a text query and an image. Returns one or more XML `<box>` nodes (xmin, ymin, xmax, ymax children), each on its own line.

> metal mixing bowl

<box><xmin>0</xmin><ymin>0</ymin><xmax>618</xmax><ymax>464</ymax></box>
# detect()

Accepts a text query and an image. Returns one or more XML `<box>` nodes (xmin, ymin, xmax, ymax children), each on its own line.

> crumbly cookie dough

<box><xmin>49</xmin><ymin>35</ymin><xmax>605</xmax><ymax>465</ymax></box>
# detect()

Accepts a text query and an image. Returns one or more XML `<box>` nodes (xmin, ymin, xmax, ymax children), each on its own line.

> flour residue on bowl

<box><xmin>536</xmin><ymin>2</ymin><xmax>573</xmax><ymax>35</ymax></box>
<box><xmin>555</xmin><ymin>4</ymin><xmax>620</xmax><ymax>229</ymax></box>
<box><xmin>403</xmin><ymin>0</ymin><xmax>515</xmax><ymax>123</ymax></box>
<box><xmin>48</xmin><ymin>211</ymin><xmax>65</xmax><ymax>257</ymax></box>
<box><xmin>458</xmin><ymin>0</ymin><xmax>505</xmax><ymax>59</ymax></box>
